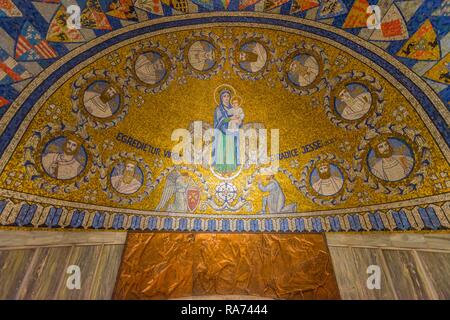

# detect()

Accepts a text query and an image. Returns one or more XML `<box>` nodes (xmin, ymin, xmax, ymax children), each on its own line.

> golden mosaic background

<box><xmin>1</xmin><ymin>26</ymin><xmax>449</xmax><ymax>215</ymax></box>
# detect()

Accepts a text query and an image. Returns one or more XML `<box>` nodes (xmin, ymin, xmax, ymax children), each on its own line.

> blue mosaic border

<box><xmin>0</xmin><ymin>197</ymin><xmax>449</xmax><ymax>233</ymax></box>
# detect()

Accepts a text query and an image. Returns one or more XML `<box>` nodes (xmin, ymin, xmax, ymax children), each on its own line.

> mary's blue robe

<box><xmin>212</xmin><ymin>95</ymin><xmax>240</xmax><ymax>174</ymax></box>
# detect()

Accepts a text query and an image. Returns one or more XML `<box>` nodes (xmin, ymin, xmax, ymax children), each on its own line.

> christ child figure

<box><xmin>228</xmin><ymin>96</ymin><xmax>244</xmax><ymax>131</ymax></box>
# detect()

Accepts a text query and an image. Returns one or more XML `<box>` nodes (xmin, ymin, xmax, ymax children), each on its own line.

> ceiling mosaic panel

<box><xmin>0</xmin><ymin>1</ymin><xmax>448</xmax><ymax>233</ymax></box>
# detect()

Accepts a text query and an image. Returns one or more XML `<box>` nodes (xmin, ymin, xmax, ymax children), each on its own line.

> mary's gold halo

<box><xmin>231</xmin><ymin>95</ymin><xmax>243</xmax><ymax>106</ymax></box>
<box><xmin>214</xmin><ymin>84</ymin><xmax>236</xmax><ymax>105</ymax></box>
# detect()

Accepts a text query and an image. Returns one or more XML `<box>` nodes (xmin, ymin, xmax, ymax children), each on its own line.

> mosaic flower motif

<box><xmin>311</xmin><ymin>96</ymin><xmax>320</xmax><ymax>108</ymax></box>
<box><xmin>45</xmin><ymin>104</ymin><xmax>61</xmax><ymax>121</ymax></box>
<box><xmin>167</xmin><ymin>33</ymin><xmax>178</xmax><ymax>45</ymax></box>
<box><xmin>107</xmin><ymin>52</ymin><xmax>121</xmax><ymax>66</ymax></box>
<box><xmin>153</xmin><ymin>158</ymin><xmax>163</xmax><ymax>168</ymax></box>
<box><xmin>276</xmin><ymin>35</ymin><xmax>287</xmax><ymax>47</ymax></box>
<box><xmin>133</xmin><ymin>95</ymin><xmax>144</xmax><ymax>107</ymax></box>
<box><xmin>266</xmin><ymin>77</ymin><xmax>276</xmax><ymax>88</ymax></box>
<box><xmin>5</xmin><ymin>171</ymin><xmax>24</xmax><ymax>187</ymax></box>
<box><xmin>222</xmin><ymin>29</ymin><xmax>233</xmax><ymax>40</ymax></box>
<box><xmin>102</xmin><ymin>139</ymin><xmax>114</xmax><ymax>151</ymax></box>
<box><xmin>84</xmin><ymin>190</ymin><xmax>97</xmax><ymax>202</ymax></box>
<box><xmin>431</xmin><ymin>171</ymin><xmax>450</xmax><ymax>191</ymax></box>
<box><xmin>393</xmin><ymin>106</ymin><xmax>408</xmax><ymax>122</ymax></box>
<box><xmin>334</xmin><ymin>54</ymin><xmax>348</xmax><ymax>68</ymax></box>
<box><xmin>290</xmin><ymin>159</ymin><xmax>299</xmax><ymax>168</ymax></box>
<box><xmin>357</xmin><ymin>191</ymin><xmax>370</xmax><ymax>203</ymax></box>
<box><xmin>4</xmin><ymin>173</ymin><xmax>13</xmax><ymax>185</ymax></box>
<box><xmin>178</xmin><ymin>75</ymin><xmax>187</xmax><ymax>85</ymax></box>
<box><xmin>339</xmin><ymin>140</ymin><xmax>352</xmax><ymax>153</ymax></box>
<box><xmin>222</xmin><ymin>70</ymin><xmax>231</xmax><ymax>80</ymax></box>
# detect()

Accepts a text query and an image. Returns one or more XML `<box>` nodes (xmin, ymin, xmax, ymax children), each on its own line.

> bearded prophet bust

<box><xmin>188</xmin><ymin>40</ymin><xmax>216</xmax><ymax>71</ymax></box>
<box><xmin>368</xmin><ymin>138</ymin><xmax>414</xmax><ymax>182</ymax></box>
<box><xmin>41</xmin><ymin>134</ymin><xmax>85</xmax><ymax>180</ymax></box>
<box><xmin>83</xmin><ymin>82</ymin><xmax>120</xmax><ymax>119</ymax></box>
<box><xmin>311</xmin><ymin>161</ymin><xmax>344</xmax><ymax>196</ymax></box>
<box><xmin>287</xmin><ymin>54</ymin><xmax>319</xmax><ymax>87</ymax></box>
<box><xmin>335</xmin><ymin>84</ymin><xmax>372</xmax><ymax>121</ymax></box>
<box><xmin>238</xmin><ymin>41</ymin><xmax>267</xmax><ymax>73</ymax></box>
<box><xmin>110</xmin><ymin>160</ymin><xmax>143</xmax><ymax>195</ymax></box>
<box><xmin>134</xmin><ymin>51</ymin><xmax>166</xmax><ymax>85</ymax></box>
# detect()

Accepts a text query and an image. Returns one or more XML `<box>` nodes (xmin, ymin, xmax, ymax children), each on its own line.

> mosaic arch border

<box><xmin>0</xmin><ymin>13</ymin><xmax>449</xmax><ymax>233</ymax></box>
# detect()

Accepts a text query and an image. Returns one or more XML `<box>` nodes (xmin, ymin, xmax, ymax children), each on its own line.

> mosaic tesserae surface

<box><xmin>0</xmin><ymin>0</ymin><xmax>448</xmax><ymax>233</ymax></box>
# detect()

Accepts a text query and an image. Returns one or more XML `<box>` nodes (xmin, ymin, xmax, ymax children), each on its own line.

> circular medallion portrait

<box><xmin>110</xmin><ymin>160</ymin><xmax>144</xmax><ymax>195</ymax></box>
<box><xmin>237</xmin><ymin>41</ymin><xmax>268</xmax><ymax>73</ymax></box>
<box><xmin>41</xmin><ymin>135</ymin><xmax>87</xmax><ymax>180</ymax></box>
<box><xmin>82</xmin><ymin>80</ymin><xmax>121</xmax><ymax>119</ymax></box>
<box><xmin>134</xmin><ymin>50</ymin><xmax>167</xmax><ymax>85</ymax></box>
<box><xmin>287</xmin><ymin>53</ymin><xmax>320</xmax><ymax>87</ymax></box>
<box><xmin>334</xmin><ymin>83</ymin><xmax>372</xmax><ymax>121</ymax></box>
<box><xmin>187</xmin><ymin>40</ymin><xmax>216</xmax><ymax>72</ymax></box>
<box><xmin>309</xmin><ymin>161</ymin><xmax>344</xmax><ymax>196</ymax></box>
<box><xmin>366</xmin><ymin>137</ymin><xmax>415</xmax><ymax>182</ymax></box>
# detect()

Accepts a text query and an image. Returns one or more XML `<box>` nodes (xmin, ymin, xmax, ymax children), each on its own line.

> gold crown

<box><xmin>370</xmin><ymin>136</ymin><xmax>390</xmax><ymax>150</ymax></box>
<box><xmin>124</xmin><ymin>159</ymin><xmax>138</xmax><ymax>166</ymax></box>
<box><xmin>64</xmin><ymin>132</ymin><xmax>83</xmax><ymax>146</ymax></box>
<box><xmin>316</xmin><ymin>160</ymin><xmax>330</xmax><ymax>168</ymax></box>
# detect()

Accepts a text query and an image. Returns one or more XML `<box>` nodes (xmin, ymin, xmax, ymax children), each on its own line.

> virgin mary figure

<box><xmin>212</xmin><ymin>86</ymin><xmax>241</xmax><ymax>174</ymax></box>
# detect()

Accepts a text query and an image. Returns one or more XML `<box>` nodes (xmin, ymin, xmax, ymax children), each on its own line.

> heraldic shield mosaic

<box><xmin>0</xmin><ymin>11</ymin><xmax>449</xmax><ymax>233</ymax></box>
